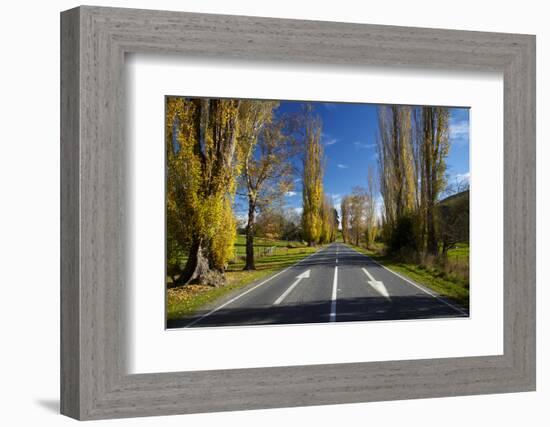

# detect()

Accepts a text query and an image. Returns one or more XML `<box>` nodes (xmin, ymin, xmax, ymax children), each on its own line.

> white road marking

<box><xmin>330</xmin><ymin>266</ymin><xmax>338</xmax><ymax>322</ymax></box>
<box><xmin>273</xmin><ymin>270</ymin><xmax>311</xmax><ymax>305</ymax></box>
<box><xmin>350</xmin><ymin>246</ymin><xmax>467</xmax><ymax>316</ymax></box>
<box><xmin>182</xmin><ymin>248</ymin><xmax>326</xmax><ymax>328</ymax></box>
<box><xmin>361</xmin><ymin>265</ymin><xmax>376</xmax><ymax>281</ymax></box>
<box><xmin>362</xmin><ymin>267</ymin><xmax>391</xmax><ymax>301</ymax></box>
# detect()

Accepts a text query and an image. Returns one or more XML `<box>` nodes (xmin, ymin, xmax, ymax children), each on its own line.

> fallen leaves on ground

<box><xmin>167</xmin><ymin>284</ymin><xmax>211</xmax><ymax>305</ymax></box>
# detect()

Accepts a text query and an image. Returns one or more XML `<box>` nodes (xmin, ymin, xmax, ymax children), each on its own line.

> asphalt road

<box><xmin>168</xmin><ymin>243</ymin><xmax>468</xmax><ymax>328</ymax></box>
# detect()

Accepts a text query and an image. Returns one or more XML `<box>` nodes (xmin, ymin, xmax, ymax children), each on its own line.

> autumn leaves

<box><xmin>166</xmin><ymin>98</ymin><xmax>333</xmax><ymax>287</ymax></box>
<box><xmin>166</xmin><ymin>98</ymin><xmax>465</xmax><ymax>289</ymax></box>
<box><xmin>166</xmin><ymin>98</ymin><xmax>241</xmax><ymax>287</ymax></box>
<box><xmin>301</xmin><ymin>112</ymin><xmax>339</xmax><ymax>247</ymax></box>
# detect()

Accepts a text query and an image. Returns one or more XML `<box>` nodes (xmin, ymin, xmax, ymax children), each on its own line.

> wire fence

<box><xmin>231</xmin><ymin>244</ymin><xmax>309</xmax><ymax>264</ymax></box>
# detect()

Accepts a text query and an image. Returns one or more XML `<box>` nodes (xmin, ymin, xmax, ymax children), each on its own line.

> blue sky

<box><xmin>234</xmin><ymin>100</ymin><xmax>470</xmax><ymax>220</ymax></box>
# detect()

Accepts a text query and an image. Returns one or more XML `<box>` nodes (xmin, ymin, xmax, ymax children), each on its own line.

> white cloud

<box><xmin>234</xmin><ymin>212</ymin><xmax>248</xmax><ymax>225</ymax></box>
<box><xmin>331</xmin><ymin>193</ymin><xmax>342</xmax><ymax>205</ymax></box>
<box><xmin>285</xmin><ymin>191</ymin><xmax>298</xmax><ymax>197</ymax></box>
<box><xmin>455</xmin><ymin>172</ymin><xmax>470</xmax><ymax>182</ymax></box>
<box><xmin>449</xmin><ymin>120</ymin><xmax>470</xmax><ymax>144</ymax></box>
<box><xmin>293</xmin><ymin>207</ymin><xmax>303</xmax><ymax>214</ymax></box>
<box><xmin>354</xmin><ymin>141</ymin><xmax>375</xmax><ymax>149</ymax></box>
<box><xmin>321</xmin><ymin>132</ymin><xmax>339</xmax><ymax>147</ymax></box>
<box><xmin>337</xmin><ymin>163</ymin><xmax>349</xmax><ymax>169</ymax></box>
<box><xmin>323</xmin><ymin>103</ymin><xmax>338</xmax><ymax>111</ymax></box>
<box><xmin>370</xmin><ymin>195</ymin><xmax>384</xmax><ymax>221</ymax></box>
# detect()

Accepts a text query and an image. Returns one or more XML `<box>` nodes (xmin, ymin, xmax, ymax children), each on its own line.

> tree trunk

<box><xmin>441</xmin><ymin>245</ymin><xmax>449</xmax><ymax>262</ymax></box>
<box><xmin>175</xmin><ymin>238</ymin><xmax>225</xmax><ymax>287</ymax></box>
<box><xmin>426</xmin><ymin>204</ymin><xmax>438</xmax><ymax>256</ymax></box>
<box><xmin>244</xmin><ymin>200</ymin><xmax>256</xmax><ymax>270</ymax></box>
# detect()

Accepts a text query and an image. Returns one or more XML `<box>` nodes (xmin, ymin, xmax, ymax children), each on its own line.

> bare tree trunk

<box><xmin>426</xmin><ymin>205</ymin><xmax>438</xmax><ymax>256</ymax></box>
<box><xmin>441</xmin><ymin>243</ymin><xmax>450</xmax><ymax>261</ymax></box>
<box><xmin>176</xmin><ymin>237</ymin><xmax>225</xmax><ymax>287</ymax></box>
<box><xmin>244</xmin><ymin>200</ymin><xmax>256</xmax><ymax>270</ymax></box>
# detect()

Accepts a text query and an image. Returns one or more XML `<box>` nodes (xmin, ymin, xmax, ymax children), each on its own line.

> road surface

<box><xmin>168</xmin><ymin>243</ymin><xmax>468</xmax><ymax>328</ymax></box>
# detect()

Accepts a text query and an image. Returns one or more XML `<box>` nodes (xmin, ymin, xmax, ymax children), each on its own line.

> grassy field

<box><xmin>230</xmin><ymin>234</ymin><xmax>308</xmax><ymax>263</ymax></box>
<box><xmin>167</xmin><ymin>236</ymin><xmax>318</xmax><ymax>322</ymax></box>
<box><xmin>350</xmin><ymin>244</ymin><xmax>470</xmax><ymax>309</ymax></box>
<box><xmin>447</xmin><ymin>242</ymin><xmax>469</xmax><ymax>261</ymax></box>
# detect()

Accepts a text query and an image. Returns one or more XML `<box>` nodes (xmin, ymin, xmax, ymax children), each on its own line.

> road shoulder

<box><xmin>345</xmin><ymin>244</ymin><xmax>469</xmax><ymax>314</ymax></box>
<box><xmin>166</xmin><ymin>245</ymin><xmax>327</xmax><ymax>328</ymax></box>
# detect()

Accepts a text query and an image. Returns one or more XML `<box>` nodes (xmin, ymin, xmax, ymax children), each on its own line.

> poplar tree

<box><xmin>377</xmin><ymin>105</ymin><xmax>417</xmax><ymax>251</ymax></box>
<box><xmin>166</xmin><ymin>97</ymin><xmax>241</xmax><ymax>287</ymax></box>
<box><xmin>419</xmin><ymin>106</ymin><xmax>450</xmax><ymax>256</ymax></box>
<box><xmin>301</xmin><ymin>114</ymin><xmax>324</xmax><ymax>246</ymax></box>
<box><xmin>340</xmin><ymin>196</ymin><xmax>351</xmax><ymax>244</ymax></box>
<box><xmin>364</xmin><ymin>166</ymin><xmax>377</xmax><ymax>247</ymax></box>
<box><xmin>319</xmin><ymin>194</ymin><xmax>337</xmax><ymax>244</ymax></box>
<box><xmin>348</xmin><ymin>187</ymin><xmax>368</xmax><ymax>246</ymax></box>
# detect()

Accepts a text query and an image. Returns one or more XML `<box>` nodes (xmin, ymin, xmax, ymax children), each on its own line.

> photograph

<box><xmin>165</xmin><ymin>97</ymin><xmax>470</xmax><ymax>328</ymax></box>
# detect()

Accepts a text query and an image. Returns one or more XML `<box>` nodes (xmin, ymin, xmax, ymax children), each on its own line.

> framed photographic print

<box><xmin>61</xmin><ymin>5</ymin><xmax>536</xmax><ymax>420</ymax></box>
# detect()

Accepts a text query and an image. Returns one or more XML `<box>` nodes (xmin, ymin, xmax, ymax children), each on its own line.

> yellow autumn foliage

<box><xmin>166</xmin><ymin>97</ymin><xmax>241</xmax><ymax>278</ymax></box>
<box><xmin>302</xmin><ymin>113</ymin><xmax>324</xmax><ymax>245</ymax></box>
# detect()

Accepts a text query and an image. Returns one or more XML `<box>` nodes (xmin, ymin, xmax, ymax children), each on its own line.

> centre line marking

<box><xmin>330</xmin><ymin>266</ymin><xmax>338</xmax><ymax>322</ymax></box>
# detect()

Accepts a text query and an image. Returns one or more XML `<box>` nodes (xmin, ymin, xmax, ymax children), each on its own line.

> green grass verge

<box><xmin>167</xmin><ymin>245</ymin><xmax>318</xmax><ymax>322</ymax></box>
<box><xmin>234</xmin><ymin>234</ymin><xmax>304</xmax><ymax>249</ymax></box>
<box><xmin>349</xmin><ymin>244</ymin><xmax>469</xmax><ymax>310</ymax></box>
<box><xmin>232</xmin><ymin>234</ymin><xmax>307</xmax><ymax>260</ymax></box>
<box><xmin>228</xmin><ymin>245</ymin><xmax>316</xmax><ymax>271</ymax></box>
<box><xmin>447</xmin><ymin>242</ymin><xmax>469</xmax><ymax>261</ymax></box>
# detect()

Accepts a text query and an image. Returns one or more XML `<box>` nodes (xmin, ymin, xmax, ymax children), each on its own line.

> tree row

<box><xmin>166</xmin><ymin>99</ymin><xmax>336</xmax><ymax>287</ymax></box>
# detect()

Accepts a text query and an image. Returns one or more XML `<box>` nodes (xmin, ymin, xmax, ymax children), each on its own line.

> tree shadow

<box><xmin>168</xmin><ymin>247</ymin><xmax>468</xmax><ymax>328</ymax></box>
<box><xmin>168</xmin><ymin>294</ymin><xmax>468</xmax><ymax>328</ymax></box>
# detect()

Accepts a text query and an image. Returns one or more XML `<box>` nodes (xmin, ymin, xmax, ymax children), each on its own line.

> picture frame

<box><xmin>60</xmin><ymin>5</ymin><xmax>536</xmax><ymax>420</ymax></box>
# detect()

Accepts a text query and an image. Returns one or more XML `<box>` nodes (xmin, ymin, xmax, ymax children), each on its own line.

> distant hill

<box><xmin>439</xmin><ymin>190</ymin><xmax>469</xmax><ymax>206</ymax></box>
<box><xmin>437</xmin><ymin>190</ymin><xmax>469</xmax><ymax>248</ymax></box>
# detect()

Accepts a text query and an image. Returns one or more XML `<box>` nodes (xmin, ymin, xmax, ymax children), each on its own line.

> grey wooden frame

<box><xmin>60</xmin><ymin>5</ymin><xmax>536</xmax><ymax>420</ymax></box>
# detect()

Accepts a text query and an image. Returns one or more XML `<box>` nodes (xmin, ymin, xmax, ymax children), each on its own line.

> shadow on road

<box><xmin>295</xmin><ymin>250</ymin><xmax>378</xmax><ymax>267</ymax></box>
<box><xmin>168</xmin><ymin>294</ymin><xmax>468</xmax><ymax>329</ymax></box>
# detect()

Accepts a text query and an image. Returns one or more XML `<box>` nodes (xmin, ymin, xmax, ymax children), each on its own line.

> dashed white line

<box><xmin>330</xmin><ymin>265</ymin><xmax>338</xmax><ymax>322</ymax></box>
